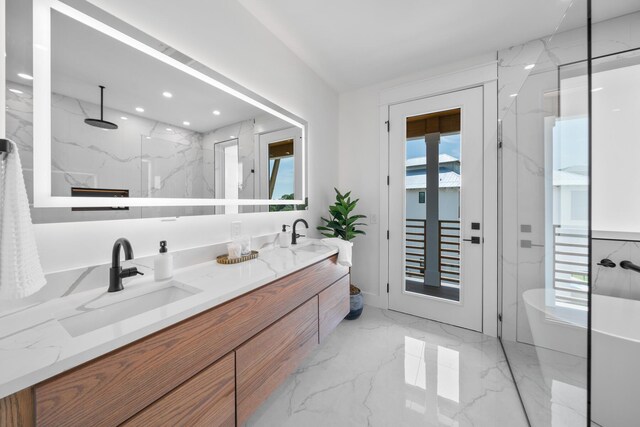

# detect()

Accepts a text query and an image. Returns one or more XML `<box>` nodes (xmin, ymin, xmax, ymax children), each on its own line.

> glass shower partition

<box><xmin>498</xmin><ymin>1</ymin><xmax>590</xmax><ymax>426</ymax></box>
<box><xmin>589</xmin><ymin>2</ymin><xmax>640</xmax><ymax>427</ymax></box>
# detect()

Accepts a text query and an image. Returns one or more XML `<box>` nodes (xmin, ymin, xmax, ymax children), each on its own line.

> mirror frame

<box><xmin>32</xmin><ymin>0</ymin><xmax>307</xmax><ymax>208</ymax></box>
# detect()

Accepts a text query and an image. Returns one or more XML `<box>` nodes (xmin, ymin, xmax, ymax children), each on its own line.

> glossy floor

<box><xmin>248</xmin><ymin>307</ymin><xmax>528</xmax><ymax>426</ymax></box>
<box><xmin>502</xmin><ymin>340</ymin><xmax>587</xmax><ymax>427</ymax></box>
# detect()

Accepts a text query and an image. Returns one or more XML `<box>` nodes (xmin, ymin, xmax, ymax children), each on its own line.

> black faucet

<box><xmin>292</xmin><ymin>219</ymin><xmax>309</xmax><ymax>245</ymax></box>
<box><xmin>109</xmin><ymin>238</ymin><xmax>143</xmax><ymax>292</ymax></box>
<box><xmin>621</xmin><ymin>260</ymin><xmax>640</xmax><ymax>274</ymax></box>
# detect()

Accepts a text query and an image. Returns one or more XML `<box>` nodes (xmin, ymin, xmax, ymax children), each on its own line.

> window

<box><xmin>418</xmin><ymin>191</ymin><xmax>425</xmax><ymax>203</ymax></box>
<box><xmin>268</xmin><ymin>139</ymin><xmax>295</xmax><ymax>211</ymax></box>
<box><xmin>570</xmin><ymin>189</ymin><xmax>588</xmax><ymax>221</ymax></box>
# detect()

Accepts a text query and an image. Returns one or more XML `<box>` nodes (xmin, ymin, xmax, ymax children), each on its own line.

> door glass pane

<box><xmin>268</xmin><ymin>139</ymin><xmax>295</xmax><ymax>211</ymax></box>
<box><xmin>405</xmin><ymin>109</ymin><xmax>461</xmax><ymax>301</ymax></box>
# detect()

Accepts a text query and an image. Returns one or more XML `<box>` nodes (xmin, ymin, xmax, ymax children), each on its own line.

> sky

<box><xmin>270</xmin><ymin>156</ymin><xmax>295</xmax><ymax>200</ymax></box>
<box><xmin>406</xmin><ymin>133</ymin><xmax>460</xmax><ymax>161</ymax></box>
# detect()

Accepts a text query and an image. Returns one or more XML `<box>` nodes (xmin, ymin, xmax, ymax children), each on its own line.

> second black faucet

<box><xmin>292</xmin><ymin>219</ymin><xmax>309</xmax><ymax>245</ymax></box>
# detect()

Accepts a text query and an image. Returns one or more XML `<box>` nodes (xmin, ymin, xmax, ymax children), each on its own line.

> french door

<box><xmin>388</xmin><ymin>87</ymin><xmax>484</xmax><ymax>331</ymax></box>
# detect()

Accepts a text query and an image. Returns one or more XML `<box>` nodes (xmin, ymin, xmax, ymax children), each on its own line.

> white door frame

<box><xmin>377</xmin><ymin>62</ymin><xmax>498</xmax><ymax>336</ymax></box>
<box><xmin>388</xmin><ymin>87</ymin><xmax>484</xmax><ymax>331</ymax></box>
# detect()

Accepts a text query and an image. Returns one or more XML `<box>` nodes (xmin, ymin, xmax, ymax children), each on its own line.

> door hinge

<box><xmin>385</xmin><ymin>120</ymin><xmax>390</xmax><ymax>132</ymax></box>
<box><xmin>386</xmin><ymin>230</ymin><xmax>389</xmax><ymax>240</ymax></box>
<box><xmin>497</xmin><ymin>120</ymin><xmax>503</xmax><ymax>148</ymax></box>
<box><xmin>498</xmin><ymin>314</ymin><xmax>503</xmax><ymax>322</ymax></box>
<box><xmin>387</xmin><ymin>283</ymin><xmax>390</xmax><ymax>293</ymax></box>
<box><xmin>387</xmin><ymin>175</ymin><xmax>390</xmax><ymax>186</ymax></box>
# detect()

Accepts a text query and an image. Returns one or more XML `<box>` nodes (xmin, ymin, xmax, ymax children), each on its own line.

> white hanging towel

<box><xmin>0</xmin><ymin>140</ymin><xmax>46</xmax><ymax>299</ymax></box>
<box><xmin>321</xmin><ymin>238</ymin><xmax>353</xmax><ymax>267</ymax></box>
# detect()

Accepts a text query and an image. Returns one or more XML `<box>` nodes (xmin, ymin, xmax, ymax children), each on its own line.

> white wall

<box><xmin>22</xmin><ymin>0</ymin><xmax>339</xmax><ymax>272</ymax></box>
<box><xmin>338</xmin><ymin>53</ymin><xmax>496</xmax><ymax>308</ymax></box>
<box><xmin>592</xmin><ymin>62</ymin><xmax>640</xmax><ymax>235</ymax></box>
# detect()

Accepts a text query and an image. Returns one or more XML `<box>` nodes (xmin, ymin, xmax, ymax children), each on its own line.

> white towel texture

<box><xmin>0</xmin><ymin>140</ymin><xmax>46</xmax><ymax>299</ymax></box>
<box><xmin>322</xmin><ymin>238</ymin><xmax>353</xmax><ymax>267</ymax></box>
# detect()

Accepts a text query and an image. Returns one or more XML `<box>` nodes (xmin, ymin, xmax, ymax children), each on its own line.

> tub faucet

<box><xmin>292</xmin><ymin>219</ymin><xmax>309</xmax><ymax>245</ymax></box>
<box><xmin>109</xmin><ymin>238</ymin><xmax>143</xmax><ymax>292</ymax></box>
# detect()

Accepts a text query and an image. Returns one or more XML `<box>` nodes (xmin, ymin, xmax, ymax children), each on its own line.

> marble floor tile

<box><xmin>248</xmin><ymin>307</ymin><xmax>528</xmax><ymax>427</ymax></box>
<box><xmin>502</xmin><ymin>340</ymin><xmax>587</xmax><ymax>427</ymax></box>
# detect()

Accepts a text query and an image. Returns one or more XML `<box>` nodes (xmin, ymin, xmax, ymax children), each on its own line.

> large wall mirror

<box><xmin>5</xmin><ymin>0</ymin><xmax>307</xmax><ymax>223</ymax></box>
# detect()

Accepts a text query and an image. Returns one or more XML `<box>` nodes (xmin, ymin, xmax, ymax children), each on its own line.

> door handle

<box><xmin>520</xmin><ymin>240</ymin><xmax>544</xmax><ymax>248</ymax></box>
<box><xmin>463</xmin><ymin>236</ymin><xmax>481</xmax><ymax>244</ymax></box>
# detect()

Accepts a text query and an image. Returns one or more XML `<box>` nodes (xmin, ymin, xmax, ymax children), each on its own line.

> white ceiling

<box><xmin>238</xmin><ymin>0</ymin><xmax>640</xmax><ymax>92</ymax></box>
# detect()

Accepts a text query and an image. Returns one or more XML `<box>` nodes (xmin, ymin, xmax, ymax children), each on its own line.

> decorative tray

<box><xmin>216</xmin><ymin>250</ymin><xmax>259</xmax><ymax>264</ymax></box>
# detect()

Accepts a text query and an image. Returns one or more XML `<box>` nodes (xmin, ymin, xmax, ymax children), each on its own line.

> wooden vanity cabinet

<box><xmin>1</xmin><ymin>255</ymin><xmax>348</xmax><ymax>427</ymax></box>
<box><xmin>319</xmin><ymin>275</ymin><xmax>350</xmax><ymax>342</ymax></box>
<box><xmin>122</xmin><ymin>352</ymin><xmax>235</xmax><ymax>427</ymax></box>
<box><xmin>236</xmin><ymin>297</ymin><xmax>319</xmax><ymax>425</ymax></box>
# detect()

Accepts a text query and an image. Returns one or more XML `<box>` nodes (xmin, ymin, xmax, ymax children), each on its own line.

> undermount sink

<box><xmin>59</xmin><ymin>282</ymin><xmax>201</xmax><ymax>337</ymax></box>
<box><xmin>294</xmin><ymin>243</ymin><xmax>329</xmax><ymax>253</ymax></box>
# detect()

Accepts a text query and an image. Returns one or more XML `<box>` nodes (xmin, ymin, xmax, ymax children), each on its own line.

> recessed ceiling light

<box><xmin>120</xmin><ymin>116</ymin><xmax>128</xmax><ymax>120</ymax></box>
<box><xmin>145</xmin><ymin>136</ymin><xmax>151</xmax><ymax>139</ymax></box>
<box><xmin>162</xmin><ymin>91</ymin><xmax>173</xmax><ymax>98</ymax></box>
<box><xmin>17</xmin><ymin>73</ymin><xmax>33</xmax><ymax>80</ymax></box>
<box><xmin>591</xmin><ymin>87</ymin><xmax>603</xmax><ymax>92</ymax></box>
<box><xmin>183</xmin><ymin>121</ymin><xmax>190</xmax><ymax>126</ymax></box>
<box><xmin>524</xmin><ymin>64</ymin><xmax>535</xmax><ymax>70</ymax></box>
<box><xmin>135</xmin><ymin>107</ymin><xmax>145</xmax><ymax>112</ymax></box>
<box><xmin>509</xmin><ymin>93</ymin><xmax>518</xmax><ymax>98</ymax></box>
<box><xmin>213</xmin><ymin>110</ymin><xmax>221</xmax><ymax>116</ymax></box>
<box><xmin>9</xmin><ymin>88</ymin><xmax>23</xmax><ymax>94</ymax></box>
<box><xmin>613</xmin><ymin>108</ymin><xmax>622</xmax><ymax>112</ymax></box>
<box><xmin>229</xmin><ymin>135</ymin><xmax>235</xmax><ymax>138</ymax></box>
<box><xmin>166</xmin><ymin>128</ymin><xmax>173</xmax><ymax>132</ymax></box>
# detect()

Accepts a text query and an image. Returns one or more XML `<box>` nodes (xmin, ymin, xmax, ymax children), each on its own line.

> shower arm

<box><xmin>99</xmin><ymin>85</ymin><xmax>105</xmax><ymax>120</ymax></box>
<box><xmin>620</xmin><ymin>260</ymin><xmax>640</xmax><ymax>274</ymax></box>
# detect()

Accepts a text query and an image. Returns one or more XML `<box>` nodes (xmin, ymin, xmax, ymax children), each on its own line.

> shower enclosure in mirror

<box><xmin>498</xmin><ymin>0</ymin><xmax>590</xmax><ymax>426</ymax></box>
<box><xmin>4</xmin><ymin>0</ymin><xmax>307</xmax><ymax>223</ymax></box>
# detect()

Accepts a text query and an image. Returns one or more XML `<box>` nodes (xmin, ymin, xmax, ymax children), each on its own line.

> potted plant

<box><xmin>317</xmin><ymin>188</ymin><xmax>367</xmax><ymax>320</ymax></box>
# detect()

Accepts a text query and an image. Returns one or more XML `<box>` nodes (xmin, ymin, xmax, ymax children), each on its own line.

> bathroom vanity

<box><xmin>0</xmin><ymin>242</ymin><xmax>349</xmax><ymax>426</ymax></box>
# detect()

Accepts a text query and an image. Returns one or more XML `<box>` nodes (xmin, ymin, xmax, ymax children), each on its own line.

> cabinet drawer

<box><xmin>35</xmin><ymin>255</ymin><xmax>344</xmax><ymax>427</ymax></box>
<box><xmin>236</xmin><ymin>297</ymin><xmax>319</xmax><ymax>425</ymax></box>
<box><xmin>122</xmin><ymin>353</ymin><xmax>235</xmax><ymax>427</ymax></box>
<box><xmin>319</xmin><ymin>275</ymin><xmax>350</xmax><ymax>342</ymax></box>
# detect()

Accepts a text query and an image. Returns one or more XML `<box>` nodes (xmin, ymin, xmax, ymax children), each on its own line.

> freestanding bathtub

<box><xmin>523</xmin><ymin>288</ymin><xmax>640</xmax><ymax>427</ymax></box>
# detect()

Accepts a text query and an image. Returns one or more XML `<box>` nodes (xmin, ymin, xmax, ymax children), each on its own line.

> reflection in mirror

<box><xmin>258</xmin><ymin>127</ymin><xmax>304</xmax><ymax>212</ymax></box>
<box><xmin>5</xmin><ymin>0</ymin><xmax>306</xmax><ymax>223</ymax></box>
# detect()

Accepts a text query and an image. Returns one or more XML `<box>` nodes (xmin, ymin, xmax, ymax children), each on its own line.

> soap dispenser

<box><xmin>279</xmin><ymin>225</ymin><xmax>291</xmax><ymax>248</ymax></box>
<box><xmin>154</xmin><ymin>240</ymin><xmax>173</xmax><ymax>281</ymax></box>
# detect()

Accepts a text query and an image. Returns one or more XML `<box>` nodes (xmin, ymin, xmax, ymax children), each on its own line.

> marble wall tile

<box><xmin>5</xmin><ymin>83</ymin><xmax>289</xmax><ymax>221</ymax></box>
<box><xmin>592</xmin><ymin>238</ymin><xmax>640</xmax><ymax>300</ymax></box>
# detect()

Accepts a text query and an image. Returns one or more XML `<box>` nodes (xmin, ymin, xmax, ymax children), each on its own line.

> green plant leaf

<box><xmin>319</xmin><ymin>189</ymin><xmax>367</xmax><ymax>242</ymax></box>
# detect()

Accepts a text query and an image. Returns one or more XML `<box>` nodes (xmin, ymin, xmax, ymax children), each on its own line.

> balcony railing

<box><xmin>553</xmin><ymin>225</ymin><xmax>589</xmax><ymax>305</ymax></box>
<box><xmin>405</xmin><ymin>219</ymin><xmax>460</xmax><ymax>287</ymax></box>
<box><xmin>405</xmin><ymin>221</ymin><xmax>589</xmax><ymax>300</ymax></box>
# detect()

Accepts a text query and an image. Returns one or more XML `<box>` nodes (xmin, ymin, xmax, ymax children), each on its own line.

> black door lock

<box><xmin>463</xmin><ymin>236</ymin><xmax>481</xmax><ymax>244</ymax></box>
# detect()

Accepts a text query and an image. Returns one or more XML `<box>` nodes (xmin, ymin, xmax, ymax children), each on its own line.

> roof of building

<box><xmin>405</xmin><ymin>171</ymin><xmax>460</xmax><ymax>190</ymax></box>
<box><xmin>405</xmin><ymin>154</ymin><xmax>458</xmax><ymax>168</ymax></box>
<box><xmin>553</xmin><ymin>170</ymin><xmax>588</xmax><ymax>186</ymax></box>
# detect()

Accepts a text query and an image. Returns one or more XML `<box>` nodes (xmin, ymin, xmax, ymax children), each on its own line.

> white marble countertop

<box><xmin>0</xmin><ymin>238</ymin><xmax>337</xmax><ymax>400</ymax></box>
